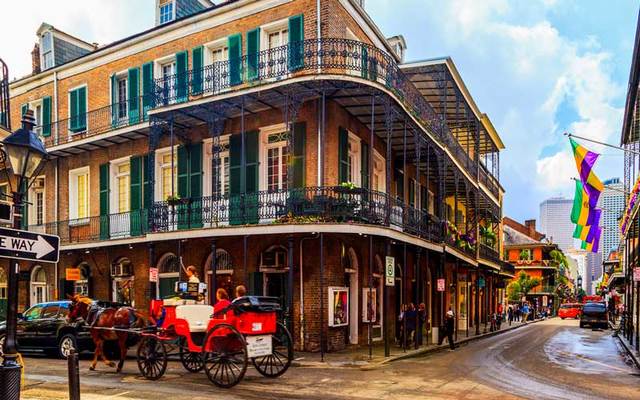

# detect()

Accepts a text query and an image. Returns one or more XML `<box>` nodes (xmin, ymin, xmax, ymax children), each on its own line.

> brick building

<box><xmin>0</xmin><ymin>0</ymin><xmax>508</xmax><ymax>352</ymax></box>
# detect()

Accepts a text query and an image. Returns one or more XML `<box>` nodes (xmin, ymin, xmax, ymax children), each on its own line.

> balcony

<box><xmin>149</xmin><ymin>186</ymin><xmax>442</xmax><ymax>242</ymax></box>
<box><xmin>443</xmin><ymin>222</ymin><xmax>476</xmax><ymax>259</ymax></box>
<box><xmin>479</xmin><ymin>243</ymin><xmax>500</xmax><ymax>264</ymax></box>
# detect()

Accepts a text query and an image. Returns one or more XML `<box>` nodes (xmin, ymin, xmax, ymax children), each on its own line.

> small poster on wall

<box><xmin>362</xmin><ymin>288</ymin><xmax>377</xmax><ymax>323</ymax></box>
<box><xmin>328</xmin><ymin>287</ymin><xmax>349</xmax><ymax>327</ymax></box>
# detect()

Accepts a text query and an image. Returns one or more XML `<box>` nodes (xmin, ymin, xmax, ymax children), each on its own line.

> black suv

<box><xmin>0</xmin><ymin>301</ymin><xmax>94</xmax><ymax>358</ymax></box>
<box><xmin>580</xmin><ymin>302</ymin><xmax>608</xmax><ymax>329</ymax></box>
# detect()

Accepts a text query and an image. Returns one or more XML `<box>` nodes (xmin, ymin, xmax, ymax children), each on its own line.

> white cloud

<box><xmin>536</xmin><ymin>151</ymin><xmax>576</xmax><ymax>191</ymax></box>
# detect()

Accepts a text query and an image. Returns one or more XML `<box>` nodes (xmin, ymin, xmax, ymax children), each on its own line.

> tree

<box><xmin>507</xmin><ymin>271</ymin><xmax>541</xmax><ymax>301</ymax></box>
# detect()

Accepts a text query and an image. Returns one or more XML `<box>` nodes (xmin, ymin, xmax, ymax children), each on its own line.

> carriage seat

<box><xmin>175</xmin><ymin>304</ymin><xmax>213</xmax><ymax>333</ymax></box>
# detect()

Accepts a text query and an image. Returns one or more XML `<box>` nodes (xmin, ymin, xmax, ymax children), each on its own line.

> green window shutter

<box><xmin>99</xmin><ymin>163</ymin><xmax>110</xmax><ymax>240</ymax></box>
<box><xmin>421</xmin><ymin>185</ymin><xmax>428</xmax><ymax>212</ymax></box>
<box><xmin>191</xmin><ymin>46</ymin><xmax>204</xmax><ymax>94</ymax></box>
<box><xmin>246</xmin><ymin>28</ymin><xmax>260</xmax><ymax>81</ymax></box>
<box><xmin>228</xmin><ymin>34</ymin><xmax>243</xmax><ymax>86</ymax></box>
<box><xmin>176</xmin><ymin>50</ymin><xmax>189</xmax><ymax>102</ymax></box>
<box><xmin>70</xmin><ymin>87</ymin><xmax>87</xmax><ymax>132</ymax></box>
<box><xmin>69</xmin><ymin>90</ymin><xmax>78</xmax><ymax>131</ymax></box>
<box><xmin>288</xmin><ymin>14</ymin><xmax>304</xmax><ymax>71</ymax></box>
<box><xmin>142</xmin><ymin>154</ymin><xmax>151</xmax><ymax>232</ymax></box>
<box><xmin>408</xmin><ymin>180</ymin><xmax>415</xmax><ymax>207</ymax></box>
<box><xmin>291</xmin><ymin>122</ymin><xmax>306</xmax><ymax>188</ymax></box>
<box><xmin>245</xmin><ymin>131</ymin><xmax>259</xmax><ymax>194</ymax></box>
<box><xmin>142</xmin><ymin>62</ymin><xmax>155</xmax><ymax>118</ymax></box>
<box><xmin>361</xmin><ymin>46</ymin><xmax>369</xmax><ymax>79</ymax></box>
<box><xmin>130</xmin><ymin>156</ymin><xmax>142</xmax><ymax>236</ymax></box>
<box><xmin>361</xmin><ymin>141</ymin><xmax>369</xmax><ymax>190</ymax></box>
<box><xmin>189</xmin><ymin>142</ymin><xmax>203</xmax><ymax>228</ymax></box>
<box><xmin>177</xmin><ymin>145</ymin><xmax>190</xmax><ymax>230</ymax></box>
<box><xmin>228</xmin><ymin>133</ymin><xmax>242</xmax><ymax>225</ymax></box>
<box><xmin>42</xmin><ymin>96</ymin><xmax>52</xmax><ymax>137</ymax></box>
<box><xmin>396</xmin><ymin>169</ymin><xmax>404</xmax><ymax>201</ymax></box>
<box><xmin>21</xmin><ymin>104</ymin><xmax>28</xmax><ymax>117</ymax></box>
<box><xmin>110</xmin><ymin>74</ymin><xmax>118</xmax><ymax>127</ymax></box>
<box><xmin>128</xmin><ymin>67</ymin><xmax>140</xmax><ymax>124</ymax></box>
<box><xmin>338</xmin><ymin>127</ymin><xmax>349</xmax><ymax>184</ymax></box>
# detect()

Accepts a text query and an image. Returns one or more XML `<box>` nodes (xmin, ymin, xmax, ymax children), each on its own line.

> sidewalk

<box><xmin>293</xmin><ymin>317</ymin><xmax>547</xmax><ymax>369</ymax></box>
<box><xmin>610</xmin><ymin>320</ymin><xmax>640</xmax><ymax>369</ymax></box>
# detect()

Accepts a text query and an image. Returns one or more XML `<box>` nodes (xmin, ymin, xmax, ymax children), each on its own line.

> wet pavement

<box><xmin>20</xmin><ymin>318</ymin><xmax>640</xmax><ymax>399</ymax></box>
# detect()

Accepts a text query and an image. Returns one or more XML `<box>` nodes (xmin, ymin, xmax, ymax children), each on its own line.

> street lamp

<box><xmin>0</xmin><ymin>109</ymin><xmax>48</xmax><ymax>400</ymax></box>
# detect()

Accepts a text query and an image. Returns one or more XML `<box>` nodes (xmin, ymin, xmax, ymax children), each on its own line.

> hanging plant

<box><xmin>166</xmin><ymin>194</ymin><xmax>181</xmax><ymax>206</ymax></box>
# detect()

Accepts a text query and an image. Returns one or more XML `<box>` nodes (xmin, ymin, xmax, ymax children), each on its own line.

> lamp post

<box><xmin>0</xmin><ymin>109</ymin><xmax>48</xmax><ymax>400</ymax></box>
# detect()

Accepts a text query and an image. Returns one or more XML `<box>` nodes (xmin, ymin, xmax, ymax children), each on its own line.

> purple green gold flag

<box><xmin>570</xmin><ymin>138</ymin><xmax>603</xmax><ymax>206</ymax></box>
<box><xmin>570</xmin><ymin>180</ymin><xmax>598</xmax><ymax>225</ymax></box>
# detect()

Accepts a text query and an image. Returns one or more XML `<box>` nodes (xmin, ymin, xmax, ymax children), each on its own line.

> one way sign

<box><xmin>0</xmin><ymin>227</ymin><xmax>60</xmax><ymax>263</ymax></box>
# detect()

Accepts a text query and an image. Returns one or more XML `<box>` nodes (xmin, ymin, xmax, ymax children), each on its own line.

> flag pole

<box><xmin>565</xmin><ymin>132</ymin><xmax>640</xmax><ymax>156</ymax></box>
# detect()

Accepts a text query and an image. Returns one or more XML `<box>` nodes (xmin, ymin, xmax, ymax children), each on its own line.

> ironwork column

<box><xmin>148</xmin><ymin>120</ymin><xmax>162</xmax><ymax>231</ymax></box>
<box><xmin>283</xmin><ymin>92</ymin><xmax>303</xmax><ymax>191</ymax></box>
<box><xmin>415</xmin><ymin>248</ymin><xmax>422</xmax><ymax>349</ymax></box>
<box><xmin>368</xmin><ymin>234</ymin><xmax>373</xmax><ymax>359</ymax></box>
<box><xmin>475</xmin><ymin>268</ymin><xmax>480</xmax><ymax>335</ymax></box>
<box><xmin>384</xmin><ymin>100</ymin><xmax>394</xmax><ymax>225</ymax></box>
<box><xmin>384</xmin><ymin>239</ymin><xmax>391</xmax><ymax>357</ymax></box>
<box><xmin>210</xmin><ymin>239</ymin><xmax>217</xmax><ymax>305</ymax></box>
<box><xmin>148</xmin><ymin>243</ymin><xmax>156</xmax><ymax>300</ymax></box>
<box><xmin>319</xmin><ymin>233</ymin><xmax>325</xmax><ymax>361</ymax></box>
<box><xmin>287</xmin><ymin>236</ymin><xmax>295</xmax><ymax>336</ymax></box>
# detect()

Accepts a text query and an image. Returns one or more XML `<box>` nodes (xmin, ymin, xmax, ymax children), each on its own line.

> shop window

<box><xmin>261</xmin><ymin>245</ymin><xmax>287</xmax><ymax>268</ymax></box>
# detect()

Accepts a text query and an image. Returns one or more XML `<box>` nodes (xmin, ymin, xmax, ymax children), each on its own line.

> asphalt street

<box><xmin>19</xmin><ymin>318</ymin><xmax>640</xmax><ymax>399</ymax></box>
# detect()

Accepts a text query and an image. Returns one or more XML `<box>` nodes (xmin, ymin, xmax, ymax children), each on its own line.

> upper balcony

<box><xmin>35</xmin><ymin>38</ymin><xmax>493</xmax><ymax>183</ymax></box>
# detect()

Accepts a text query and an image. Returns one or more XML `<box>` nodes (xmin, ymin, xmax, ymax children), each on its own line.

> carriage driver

<box><xmin>185</xmin><ymin>265</ymin><xmax>200</xmax><ymax>283</ymax></box>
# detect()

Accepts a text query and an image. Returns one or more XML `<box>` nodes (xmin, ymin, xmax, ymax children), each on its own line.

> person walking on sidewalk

<box><xmin>521</xmin><ymin>302</ymin><xmax>530</xmax><ymax>323</ymax></box>
<box><xmin>438</xmin><ymin>309</ymin><xmax>456</xmax><ymax>350</ymax></box>
<box><xmin>507</xmin><ymin>305</ymin><xmax>514</xmax><ymax>326</ymax></box>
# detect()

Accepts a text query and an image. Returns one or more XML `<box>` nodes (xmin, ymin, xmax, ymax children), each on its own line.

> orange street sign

<box><xmin>66</xmin><ymin>268</ymin><xmax>81</xmax><ymax>281</ymax></box>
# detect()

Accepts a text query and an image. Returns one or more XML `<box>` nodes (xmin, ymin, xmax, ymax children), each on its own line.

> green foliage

<box><xmin>519</xmin><ymin>249</ymin><xmax>532</xmax><ymax>261</ymax></box>
<box><xmin>507</xmin><ymin>271</ymin><xmax>541</xmax><ymax>301</ymax></box>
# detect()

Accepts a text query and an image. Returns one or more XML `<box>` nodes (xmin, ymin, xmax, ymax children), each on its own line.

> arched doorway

<box><xmin>0</xmin><ymin>267</ymin><xmax>7</xmax><ymax>321</ymax></box>
<box><xmin>342</xmin><ymin>245</ymin><xmax>359</xmax><ymax>345</ymax></box>
<box><xmin>30</xmin><ymin>265</ymin><xmax>48</xmax><ymax>305</ymax></box>
<box><xmin>111</xmin><ymin>257</ymin><xmax>134</xmax><ymax>306</ymax></box>
<box><xmin>205</xmin><ymin>249</ymin><xmax>234</xmax><ymax>303</ymax></box>
<box><xmin>259</xmin><ymin>245</ymin><xmax>288</xmax><ymax>306</ymax></box>
<box><xmin>157</xmin><ymin>253</ymin><xmax>180</xmax><ymax>299</ymax></box>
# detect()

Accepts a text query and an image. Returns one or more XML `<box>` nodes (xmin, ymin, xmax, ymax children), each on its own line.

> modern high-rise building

<box><xmin>599</xmin><ymin>178</ymin><xmax>625</xmax><ymax>259</ymax></box>
<box><xmin>539</xmin><ymin>197</ymin><xmax>574</xmax><ymax>251</ymax></box>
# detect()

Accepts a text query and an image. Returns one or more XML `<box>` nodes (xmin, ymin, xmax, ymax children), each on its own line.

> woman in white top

<box><xmin>185</xmin><ymin>265</ymin><xmax>200</xmax><ymax>283</ymax></box>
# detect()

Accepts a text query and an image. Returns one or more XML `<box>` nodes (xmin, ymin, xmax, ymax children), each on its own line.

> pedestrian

<box><xmin>521</xmin><ymin>302</ymin><xmax>530</xmax><ymax>323</ymax></box>
<box><xmin>417</xmin><ymin>303</ymin><xmax>427</xmax><ymax>346</ymax></box>
<box><xmin>507</xmin><ymin>305</ymin><xmax>513</xmax><ymax>326</ymax></box>
<box><xmin>234</xmin><ymin>284</ymin><xmax>247</xmax><ymax>300</ymax></box>
<box><xmin>438</xmin><ymin>309</ymin><xmax>456</xmax><ymax>350</ymax></box>
<box><xmin>397</xmin><ymin>304</ymin><xmax>406</xmax><ymax>346</ymax></box>
<box><xmin>405</xmin><ymin>303</ymin><xmax>417</xmax><ymax>347</ymax></box>
<box><xmin>514</xmin><ymin>304</ymin><xmax>520</xmax><ymax>322</ymax></box>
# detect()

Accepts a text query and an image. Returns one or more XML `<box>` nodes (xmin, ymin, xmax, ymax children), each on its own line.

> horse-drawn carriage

<box><xmin>69</xmin><ymin>283</ymin><xmax>293</xmax><ymax>388</ymax></box>
<box><xmin>139</xmin><ymin>290</ymin><xmax>293</xmax><ymax>388</ymax></box>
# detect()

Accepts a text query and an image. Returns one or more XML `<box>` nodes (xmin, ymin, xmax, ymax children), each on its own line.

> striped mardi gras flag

<box><xmin>580</xmin><ymin>226</ymin><xmax>601</xmax><ymax>253</ymax></box>
<box><xmin>570</xmin><ymin>138</ymin><xmax>604</xmax><ymax>206</ymax></box>
<box><xmin>572</xmin><ymin>209</ymin><xmax>601</xmax><ymax>243</ymax></box>
<box><xmin>570</xmin><ymin>179</ymin><xmax>598</xmax><ymax>225</ymax></box>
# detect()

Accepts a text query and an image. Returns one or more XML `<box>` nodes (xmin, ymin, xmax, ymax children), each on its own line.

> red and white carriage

<box><xmin>137</xmin><ymin>289</ymin><xmax>293</xmax><ymax>388</ymax></box>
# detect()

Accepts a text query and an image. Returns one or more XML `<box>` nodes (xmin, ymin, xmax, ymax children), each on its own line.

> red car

<box><xmin>558</xmin><ymin>303</ymin><xmax>582</xmax><ymax>319</ymax></box>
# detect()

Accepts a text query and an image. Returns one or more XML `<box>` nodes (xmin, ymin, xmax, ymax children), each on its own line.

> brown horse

<box><xmin>67</xmin><ymin>295</ymin><xmax>147</xmax><ymax>372</ymax></box>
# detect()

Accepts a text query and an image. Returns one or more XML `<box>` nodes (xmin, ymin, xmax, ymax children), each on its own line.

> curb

<box><xmin>610</xmin><ymin>322</ymin><xmax>640</xmax><ymax>369</ymax></box>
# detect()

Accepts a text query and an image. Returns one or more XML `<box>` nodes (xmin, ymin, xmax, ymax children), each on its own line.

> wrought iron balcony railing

<box><xmin>479</xmin><ymin>164</ymin><xmax>500</xmax><ymax>198</ymax></box>
<box><xmin>479</xmin><ymin>243</ymin><xmax>501</xmax><ymax>264</ymax></box>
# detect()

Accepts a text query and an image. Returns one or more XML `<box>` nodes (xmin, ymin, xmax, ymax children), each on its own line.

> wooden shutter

<box><xmin>77</xmin><ymin>87</ymin><xmax>87</xmax><ymax>131</ymax></box>
<box><xmin>69</xmin><ymin>89</ymin><xmax>78</xmax><ymax>131</ymax></box>
<box><xmin>128</xmin><ymin>67</ymin><xmax>140</xmax><ymax>124</ymax></box>
<box><xmin>245</xmin><ymin>131</ymin><xmax>259</xmax><ymax>194</ymax></box>
<box><xmin>42</xmin><ymin>96</ymin><xmax>52</xmax><ymax>137</ymax></box>
<box><xmin>191</xmin><ymin>46</ymin><xmax>204</xmax><ymax>94</ymax></box>
<box><xmin>338</xmin><ymin>127</ymin><xmax>349</xmax><ymax>184</ymax></box>
<box><xmin>143</xmin><ymin>154</ymin><xmax>151</xmax><ymax>210</ymax></box>
<box><xmin>142</xmin><ymin>62</ymin><xmax>155</xmax><ymax>118</ymax></box>
<box><xmin>361</xmin><ymin>140</ymin><xmax>369</xmax><ymax>190</ymax></box>
<box><xmin>228</xmin><ymin>34</ymin><xmax>242</xmax><ymax>86</ymax></box>
<box><xmin>189</xmin><ymin>142</ymin><xmax>203</xmax><ymax>228</ymax></box>
<box><xmin>408</xmin><ymin>180</ymin><xmax>415</xmax><ymax>207</ymax></box>
<box><xmin>130</xmin><ymin>156</ymin><xmax>143</xmax><ymax>236</ymax></box>
<box><xmin>99</xmin><ymin>163</ymin><xmax>110</xmax><ymax>240</ymax></box>
<box><xmin>288</xmin><ymin>14</ymin><xmax>304</xmax><ymax>71</ymax></box>
<box><xmin>246</xmin><ymin>28</ymin><xmax>260</xmax><ymax>81</ymax></box>
<box><xmin>421</xmin><ymin>185</ymin><xmax>428</xmax><ymax>211</ymax></box>
<box><xmin>110</xmin><ymin>74</ymin><xmax>118</xmax><ymax>127</ymax></box>
<box><xmin>177</xmin><ymin>145</ymin><xmax>189</xmax><ymax>198</ymax></box>
<box><xmin>176</xmin><ymin>50</ymin><xmax>188</xmax><ymax>102</ymax></box>
<box><xmin>291</xmin><ymin>122</ymin><xmax>306</xmax><ymax>188</ymax></box>
<box><xmin>228</xmin><ymin>134</ymin><xmax>242</xmax><ymax>225</ymax></box>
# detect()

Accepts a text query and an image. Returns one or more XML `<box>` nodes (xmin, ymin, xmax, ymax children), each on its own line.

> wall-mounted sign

<box><xmin>149</xmin><ymin>267</ymin><xmax>158</xmax><ymax>283</ymax></box>
<box><xmin>385</xmin><ymin>256</ymin><xmax>395</xmax><ymax>286</ymax></box>
<box><xmin>328</xmin><ymin>287</ymin><xmax>348</xmax><ymax>327</ymax></box>
<box><xmin>0</xmin><ymin>227</ymin><xmax>59</xmax><ymax>263</ymax></box>
<box><xmin>65</xmin><ymin>268</ymin><xmax>81</xmax><ymax>281</ymax></box>
<box><xmin>437</xmin><ymin>278</ymin><xmax>445</xmax><ymax>292</ymax></box>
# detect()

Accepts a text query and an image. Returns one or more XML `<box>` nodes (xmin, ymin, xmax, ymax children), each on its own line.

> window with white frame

<box><xmin>69</xmin><ymin>167</ymin><xmax>89</xmax><ymax>220</ymax></box>
<box><xmin>263</xmin><ymin>130</ymin><xmax>288</xmax><ymax>192</ymax></box>
<box><xmin>347</xmin><ymin>133</ymin><xmax>361</xmax><ymax>186</ymax></box>
<box><xmin>159</xmin><ymin>0</ymin><xmax>174</xmax><ymax>24</ymax></box>
<box><xmin>28</xmin><ymin>177</ymin><xmax>45</xmax><ymax>226</ymax></box>
<box><xmin>113</xmin><ymin>161</ymin><xmax>130</xmax><ymax>213</ymax></box>
<box><xmin>27</xmin><ymin>100</ymin><xmax>43</xmax><ymax>135</ymax></box>
<box><xmin>41</xmin><ymin>31</ymin><xmax>54</xmax><ymax>70</ymax></box>
<box><xmin>116</xmin><ymin>76</ymin><xmax>128</xmax><ymax>120</ymax></box>
<box><xmin>204</xmin><ymin>137</ymin><xmax>230</xmax><ymax>198</ymax></box>
<box><xmin>156</xmin><ymin>150</ymin><xmax>177</xmax><ymax>201</ymax></box>
<box><xmin>205</xmin><ymin>40</ymin><xmax>229</xmax><ymax>89</ymax></box>
<box><xmin>160</xmin><ymin>60</ymin><xmax>176</xmax><ymax>103</ymax></box>
<box><xmin>262</xmin><ymin>20</ymin><xmax>289</xmax><ymax>75</ymax></box>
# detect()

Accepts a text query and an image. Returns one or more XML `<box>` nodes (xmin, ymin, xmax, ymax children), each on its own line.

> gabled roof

<box><xmin>503</xmin><ymin>224</ymin><xmax>541</xmax><ymax>247</ymax></box>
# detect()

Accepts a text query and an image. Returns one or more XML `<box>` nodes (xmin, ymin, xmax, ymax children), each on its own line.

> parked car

<box><xmin>0</xmin><ymin>300</ymin><xmax>120</xmax><ymax>358</ymax></box>
<box><xmin>558</xmin><ymin>303</ymin><xmax>582</xmax><ymax>319</ymax></box>
<box><xmin>579</xmin><ymin>302</ymin><xmax>608</xmax><ymax>329</ymax></box>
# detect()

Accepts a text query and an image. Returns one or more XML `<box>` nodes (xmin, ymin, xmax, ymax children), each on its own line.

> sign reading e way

<box><xmin>0</xmin><ymin>227</ymin><xmax>60</xmax><ymax>263</ymax></box>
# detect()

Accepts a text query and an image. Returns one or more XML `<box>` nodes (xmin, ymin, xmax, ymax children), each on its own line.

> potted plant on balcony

<box><xmin>334</xmin><ymin>182</ymin><xmax>364</xmax><ymax>195</ymax></box>
<box><xmin>459</xmin><ymin>233</ymin><xmax>476</xmax><ymax>252</ymax></box>
<box><xmin>444</xmin><ymin>220</ymin><xmax>458</xmax><ymax>242</ymax></box>
<box><xmin>166</xmin><ymin>194</ymin><xmax>182</xmax><ymax>206</ymax></box>
<box><xmin>479</xmin><ymin>225</ymin><xmax>497</xmax><ymax>247</ymax></box>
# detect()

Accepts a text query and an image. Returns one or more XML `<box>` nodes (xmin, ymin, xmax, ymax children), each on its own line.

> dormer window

<box><xmin>159</xmin><ymin>0</ymin><xmax>175</xmax><ymax>24</ymax></box>
<box><xmin>41</xmin><ymin>31</ymin><xmax>53</xmax><ymax>70</ymax></box>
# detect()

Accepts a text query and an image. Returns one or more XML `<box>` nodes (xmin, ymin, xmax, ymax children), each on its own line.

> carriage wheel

<box><xmin>180</xmin><ymin>345</ymin><xmax>204</xmax><ymax>373</ymax></box>
<box><xmin>252</xmin><ymin>322</ymin><xmax>293</xmax><ymax>378</ymax></box>
<box><xmin>137</xmin><ymin>336</ymin><xmax>168</xmax><ymax>381</ymax></box>
<box><xmin>201</xmin><ymin>324</ymin><xmax>248</xmax><ymax>388</ymax></box>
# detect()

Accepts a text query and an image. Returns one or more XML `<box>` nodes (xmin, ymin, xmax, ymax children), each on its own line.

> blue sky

<box><xmin>0</xmin><ymin>0</ymin><xmax>637</xmax><ymax>222</ymax></box>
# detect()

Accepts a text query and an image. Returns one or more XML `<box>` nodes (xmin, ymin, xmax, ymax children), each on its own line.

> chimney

<box><xmin>31</xmin><ymin>43</ymin><xmax>41</xmax><ymax>74</ymax></box>
<box><xmin>524</xmin><ymin>219</ymin><xmax>536</xmax><ymax>238</ymax></box>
